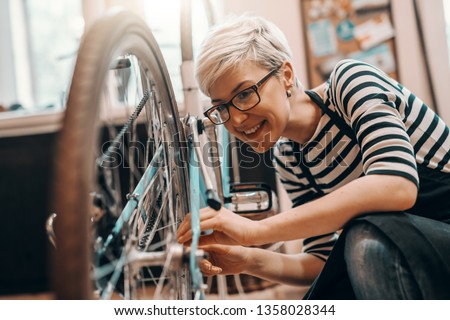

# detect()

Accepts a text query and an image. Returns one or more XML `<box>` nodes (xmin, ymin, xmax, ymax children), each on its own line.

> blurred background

<box><xmin>0</xmin><ymin>0</ymin><xmax>449</xmax><ymax>298</ymax></box>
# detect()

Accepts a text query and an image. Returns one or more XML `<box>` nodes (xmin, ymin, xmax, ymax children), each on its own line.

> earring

<box><xmin>286</xmin><ymin>90</ymin><xmax>292</xmax><ymax>98</ymax></box>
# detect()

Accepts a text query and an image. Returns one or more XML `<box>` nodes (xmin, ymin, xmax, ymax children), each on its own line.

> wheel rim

<box><xmin>52</xmin><ymin>11</ymin><xmax>190</xmax><ymax>299</ymax></box>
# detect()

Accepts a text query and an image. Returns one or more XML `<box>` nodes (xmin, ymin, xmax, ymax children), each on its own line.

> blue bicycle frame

<box><xmin>95</xmin><ymin>116</ymin><xmax>224</xmax><ymax>299</ymax></box>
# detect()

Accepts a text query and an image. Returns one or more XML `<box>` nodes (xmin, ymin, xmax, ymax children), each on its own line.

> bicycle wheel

<box><xmin>51</xmin><ymin>10</ymin><xmax>191</xmax><ymax>299</ymax></box>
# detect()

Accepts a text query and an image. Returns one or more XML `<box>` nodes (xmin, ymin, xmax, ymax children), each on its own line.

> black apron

<box><xmin>302</xmin><ymin>90</ymin><xmax>450</xmax><ymax>299</ymax></box>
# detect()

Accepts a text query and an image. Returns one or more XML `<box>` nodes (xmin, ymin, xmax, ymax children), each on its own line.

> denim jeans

<box><xmin>344</xmin><ymin>222</ymin><xmax>423</xmax><ymax>299</ymax></box>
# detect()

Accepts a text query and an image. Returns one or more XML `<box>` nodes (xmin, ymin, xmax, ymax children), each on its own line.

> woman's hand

<box><xmin>177</xmin><ymin>206</ymin><xmax>262</xmax><ymax>246</ymax></box>
<box><xmin>199</xmin><ymin>244</ymin><xmax>325</xmax><ymax>286</ymax></box>
<box><xmin>199</xmin><ymin>245</ymin><xmax>250</xmax><ymax>276</ymax></box>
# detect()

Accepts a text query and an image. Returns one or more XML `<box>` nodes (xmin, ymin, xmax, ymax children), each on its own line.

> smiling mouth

<box><xmin>243</xmin><ymin>120</ymin><xmax>266</xmax><ymax>136</ymax></box>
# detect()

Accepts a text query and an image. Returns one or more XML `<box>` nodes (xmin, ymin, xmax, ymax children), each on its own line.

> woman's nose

<box><xmin>228</xmin><ymin>106</ymin><xmax>249</xmax><ymax>126</ymax></box>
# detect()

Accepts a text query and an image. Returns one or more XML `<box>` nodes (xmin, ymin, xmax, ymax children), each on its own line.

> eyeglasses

<box><xmin>204</xmin><ymin>66</ymin><xmax>280</xmax><ymax>125</ymax></box>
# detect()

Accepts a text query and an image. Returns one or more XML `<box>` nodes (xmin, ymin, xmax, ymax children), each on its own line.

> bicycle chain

<box><xmin>96</xmin><ymin>90</ymin><xmax>150</xmax><ymax>166</ymax></box>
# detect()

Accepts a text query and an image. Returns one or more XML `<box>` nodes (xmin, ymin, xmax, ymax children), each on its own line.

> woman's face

<box><xmin>208</xmin><ymin>62</ymin><xmax>291</xmax><ymax>153</ymax></box>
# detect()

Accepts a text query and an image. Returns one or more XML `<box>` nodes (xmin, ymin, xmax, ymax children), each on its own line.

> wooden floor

<box><xmin>0</xmin><ymin>284</ymin><xmax>307</xmax><ymax>300</ymax></box>
<box><xmin>0</xmin><ymin>292</ymin><xmax>53</xmax><ymax>300</ymax></box>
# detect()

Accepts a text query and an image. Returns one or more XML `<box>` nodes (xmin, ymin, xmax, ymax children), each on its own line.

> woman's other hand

<box><xmin>199</xmin><ymin>245</ymin><xmax>250</xmax><ymax>276</ymax></box>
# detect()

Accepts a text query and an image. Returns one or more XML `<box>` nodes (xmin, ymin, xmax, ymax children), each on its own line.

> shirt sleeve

<box><xmin>328</xmin><ymin>59</ymin><xmax>419</xmax><ymax>187</ymax></box>
<box><xmin>302</xmin><ymin>232</ymin><xmax>339</xmax><ymax>262</ymax></box>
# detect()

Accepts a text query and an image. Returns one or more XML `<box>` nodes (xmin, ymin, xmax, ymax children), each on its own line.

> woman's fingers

<box><xmin>177</xmin><ymin>207</ymin><xmax>220</xmax><ymax>243</ymax></box>
<box><xmin>197</xmin><ymin>233</ymin><xmax>220</xmax><ymax>246</ymax></box>
<box><xmin>178</xmin><ymin>227</ymin><xmax>216</xmax><ymax>245</ymax></box>
<box><xmin>177</xmin><ymin>206</ymin><xmax>256</xmax><ymax>246</ymax></box>
<box><xmin>177</xmin><ymin>208</ymin><xmax>214</xmax><ymax>235</ymax></box>
<box><xmin>176</xmin><ymin>212</ymin><xmax>191</xmax><ymax>237</ymax></box>
<box><xmin>198</xmin><ymin>244</ymin><xmax>230</xmax><ymax>254</ymax></box>
<box><xmin>199</xmin><ymin>259</ymin><xmax>222</xmax><ymax>275</ymax></box>
<box><xmin>177</xmin><ymin>229</ymin><xmax>192</xmax><ymax>244</ymax></box>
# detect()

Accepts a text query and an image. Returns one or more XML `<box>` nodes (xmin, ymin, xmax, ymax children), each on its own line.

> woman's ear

<box><xmin>281</xmin><ymin>61</ymin><xmax>295</xmax><ymax>90</ymax></box>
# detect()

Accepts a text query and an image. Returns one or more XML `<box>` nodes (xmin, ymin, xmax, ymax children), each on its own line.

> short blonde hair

<box><xmin>195</xmin><ymin>14</ymin><xmax>294</xmax><ymax>97</ymax></box>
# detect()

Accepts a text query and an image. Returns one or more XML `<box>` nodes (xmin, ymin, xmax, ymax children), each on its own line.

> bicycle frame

<box><xmin>47</xmin><ymin>4</ymin><xmax>276</xmax><ymax>299</ymax></box>
<box><xmin>81</xmin><ymin>115</ymin><xmax>224</xmax><ymax>299</ymax></box>
<box><xmin>47</xmin><ymin>114</ymin><xmax>275</xmax><ymax>299</ymax></box>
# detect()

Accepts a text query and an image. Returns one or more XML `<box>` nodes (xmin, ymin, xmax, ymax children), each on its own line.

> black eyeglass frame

<box><xmin>203</xmin><ymin>66</ymin><xmax>281</xmax><ymax>125</ymax></box>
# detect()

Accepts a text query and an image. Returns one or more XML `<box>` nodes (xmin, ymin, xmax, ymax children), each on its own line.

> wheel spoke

<box><xmin>53</xmin><ymin>11</ymin><xmax>190</xmax><ymax>300</ymax></box>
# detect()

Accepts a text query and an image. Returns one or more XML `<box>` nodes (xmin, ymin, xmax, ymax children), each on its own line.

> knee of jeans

<box><xmin>344</xmin><ymin>222</ymin><xmax>388</xmax><ymax>268</ymax></box>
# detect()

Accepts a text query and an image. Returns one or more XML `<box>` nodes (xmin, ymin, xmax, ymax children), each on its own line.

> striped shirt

<box><xmin>273</xmin><ymin>59</ymin><xmax>450</xmax><ymax>261</ymax></box>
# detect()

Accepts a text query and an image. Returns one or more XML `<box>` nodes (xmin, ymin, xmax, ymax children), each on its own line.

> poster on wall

<box><xmin>301</xmin><ymin>0</ymin><xmax>398</xmax><ymax>87</ymax></box>
<box><xmin>308</xmin><ymin>20</ymin><xmax>338</xmax><ymax>56</ymax></box>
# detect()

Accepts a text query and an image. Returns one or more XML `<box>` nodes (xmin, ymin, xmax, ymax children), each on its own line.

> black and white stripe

<box><xmin>273</xmin><ymin>59</ymin><xmax>450</xmax><ymax>259</ymax></box>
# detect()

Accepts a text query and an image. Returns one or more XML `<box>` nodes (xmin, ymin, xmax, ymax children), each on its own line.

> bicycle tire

<box><xmin>51</xmin><ymin>10</ymin><xmax>190</xmax><ymax>299</ymax></box>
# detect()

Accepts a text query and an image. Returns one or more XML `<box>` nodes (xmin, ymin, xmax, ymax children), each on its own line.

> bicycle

<box><xmin>48</xmin><ymin>9</ymin><xmax>275</xmax><ymax>300</ymax></box>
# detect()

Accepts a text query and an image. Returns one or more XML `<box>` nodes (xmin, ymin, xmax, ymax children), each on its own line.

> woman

<box><xmin>177</xmin><ymin>15</ymin><xmax>450</xmax><ymax>299</ymax></box>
